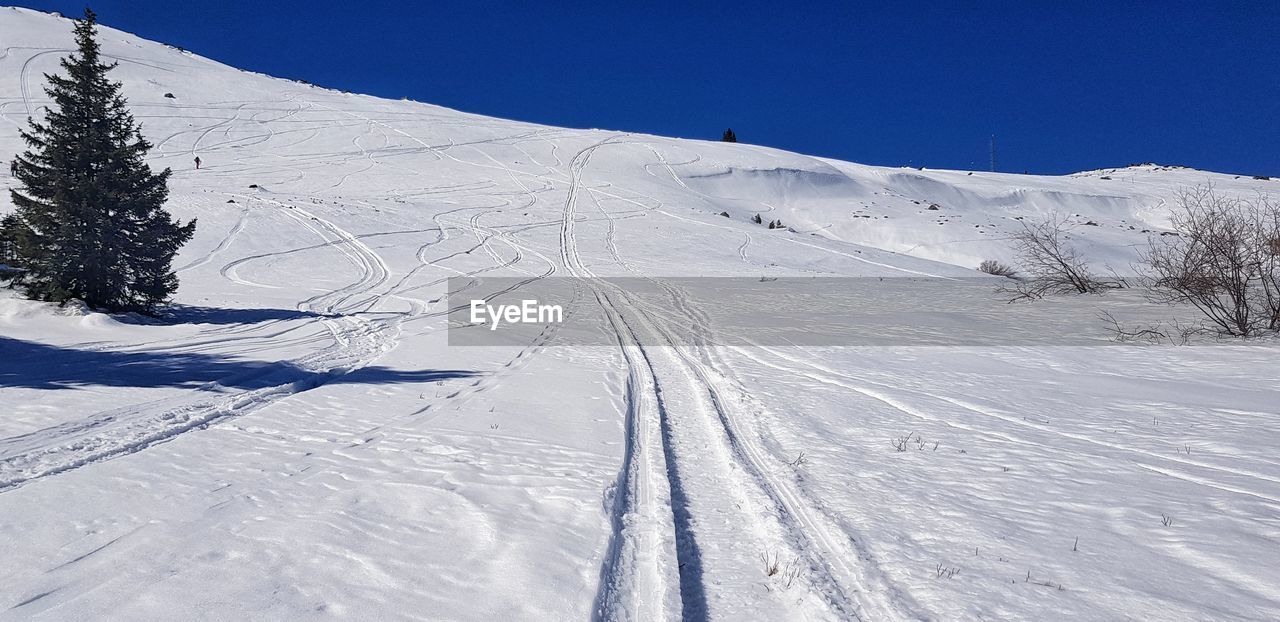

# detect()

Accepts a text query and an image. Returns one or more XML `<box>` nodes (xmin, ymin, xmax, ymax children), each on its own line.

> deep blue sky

<box><xmin>15</xmin><ymin>1</ymin><xmax>1280</xmax><ymax>175</ymax></box>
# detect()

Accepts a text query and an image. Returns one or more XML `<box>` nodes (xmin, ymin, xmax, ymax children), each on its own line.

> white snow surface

<box><xmin>1</xmin><ymin>7</ymin><xmax>1278</xmax><ymax>621</ymax></box>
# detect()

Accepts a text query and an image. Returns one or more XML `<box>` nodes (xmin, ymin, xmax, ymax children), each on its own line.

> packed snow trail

<box><xmin>566</xmin><ymin>139</ymin><xmax>913</xmax><ymax>620</ymax></box>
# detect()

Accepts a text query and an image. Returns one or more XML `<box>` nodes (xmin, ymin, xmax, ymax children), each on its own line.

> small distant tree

<box><xmin>977</xmin><ymin>259</ymin><xmax>1017</xmax><ymax>278</ymax></box>
<box><xmin>721</xmin><ymin>128</ymin><xmax>737</xmax><ymax>143</ymax></box>
<box><xmin>1143</xmin><ymin>185</ymin><xmax>1280</xmax><ymax>336</ymax></box>
<box><xmin>5</xmin><ymin>9</ymin><xmax>195</xmax><ymax>313</ymax></box>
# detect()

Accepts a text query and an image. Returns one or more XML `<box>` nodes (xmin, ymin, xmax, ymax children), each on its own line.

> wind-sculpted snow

<box><xmin>0</xmin><ymin>6</ymin><xmax>1277</xmax><ymax>620</ymax></box>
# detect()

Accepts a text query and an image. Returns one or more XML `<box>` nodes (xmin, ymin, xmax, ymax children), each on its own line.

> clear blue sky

<box><xmin>14</xmin><ymin>1</ymin><xmax>1280</xmax><ymax>176</ymax></box>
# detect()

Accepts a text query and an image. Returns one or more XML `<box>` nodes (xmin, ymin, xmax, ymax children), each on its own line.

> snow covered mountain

<box><xmin>1</xmin><ymin>7</ymin><xmax>1277</xmax><ymax>621</ymax></box>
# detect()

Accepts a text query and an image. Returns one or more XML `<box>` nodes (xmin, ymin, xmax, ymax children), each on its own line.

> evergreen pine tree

<box><xmin>5</xmin><ymin>9</ymin><xmax>194</xmax><ymax>313</ymax></box>
<box><xmin>721</xmin><ymin>128</ymin><xmax>737</xmax><ymax>143</ymax></box>
<box><xmin>0</xmin><ymin>214</ymin><xmax>20</xmax><ymax>271</ymax></box>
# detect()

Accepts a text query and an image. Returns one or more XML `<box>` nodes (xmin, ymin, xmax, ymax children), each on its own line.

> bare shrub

<box><xmin>759</xmin><ymin>550</ymin><xmax>803</xmax><ymax>590</ymax></box>
<box><xmin>977</xmin><ymin>259</ymin><xmax>1018</xmax><ymax>278</ymax></box>
<box><xmin>1098</xmin><ymin>310</ymin><xmax>1201</xmax><ymax>345</ymax></box>
<box><xmin>891</xmin><ymin>432</ymin><xmax>913</xmax><ymax>452</ymax></box>
<box><xmin>1004</xmin><ymin>214</ymin><xmax>1121</xmax><ymax>301</ymax></box>
<box><xmin>780</xmin><ymin>559</ymin><xmax>803</xmax><ymax>589</ymax></box>
<box><xmin>760</xmin><ymin>550</ymin><xmax>781</xmax><ymax>577</ymax></box>
<box><xmin>1143</xmin><ymin>185</ymin><xmax>1280</xmax><ymax>336</ymax></box>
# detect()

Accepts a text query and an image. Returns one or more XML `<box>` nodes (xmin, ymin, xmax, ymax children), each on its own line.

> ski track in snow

<box><xmin>0</xmin><ymin>193</ymin><xmax>401</xmax><ymax>490</ymax></box>
<box><xmin>569</xmin><ymin>139</ymin><xmax>912</xmax><ymax>621</ymax></box>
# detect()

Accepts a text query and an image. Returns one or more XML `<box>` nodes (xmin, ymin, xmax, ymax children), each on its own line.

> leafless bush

<box><xmin>780</xmin><ymin>559</ymin><xmax>803</xmax><ymax>589</ymax></box>
<box><xmin>1143</xmin><ymin>185</ymin><xmax>1280</xmax><ymax>336</ymax></box>
<box><xmin>890</xmin><ymin>432</ymin><xmax>940</xmax><ymax>452</ymax></box>
<box><xmin>1003</xmin><ymin>214</ymin><xmax>1122</xmax><ymax>301</ymax></box>
<box><xmin>760</xmin><ymin>550</ymin><xmax>781</xmax><ymax>577</ymax></box>
<box><xmin>891</xmin><ymin>432</ymin><xmax>914</xmax><ymax>452</ymax></box>
<box><xmin>759</xmin><ymin>550</ymin><xmax>803</xmax><ymax>590</ymax></box>
<box><xmin>1098</xmin><ymin>311</ymin><xmax>1201</xmax><ymax>345</ymax></box>
<box><xmin>978</xmin><ymin>259</ymin><xmax>1018</xmax><ymax>278</ymax></box>
<box><xmin>1023</xmin><ymin>569</ymin><xmax>1066</xmax><ymax>590</ymax></box>
<box><xmin>936</xmin><ymin>563</ymin><xmax>961</xmax><ymax>579</ymax></box>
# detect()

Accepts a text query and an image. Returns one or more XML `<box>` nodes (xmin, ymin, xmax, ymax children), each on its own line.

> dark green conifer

<box><xmin>4</xmin><ymin>9</ymin><xmax>194</xmax><ymax>313</ymax></box>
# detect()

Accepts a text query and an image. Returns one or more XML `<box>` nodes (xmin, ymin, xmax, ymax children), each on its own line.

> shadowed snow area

<box><xmin>1</xmin><ymin>7</ymin><xmax>1278</xmax><ymax>621</ymax></box>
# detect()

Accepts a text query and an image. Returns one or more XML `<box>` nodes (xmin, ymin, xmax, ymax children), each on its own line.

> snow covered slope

<box><xmin>1</xmin><ymin>7</ymin><xmax>1278</xmax><ymax>621</ymax></box>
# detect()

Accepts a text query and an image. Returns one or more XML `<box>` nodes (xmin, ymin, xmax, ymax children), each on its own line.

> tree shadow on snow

<box><xmin>0</xmin><ymin>336</ymin><xmax>478</xmax><ymax>390</ymax></box>
<box><xmin>114</xmin><ymin>305</ymin><xmax>326</xmax><ymax>326</ymax></box>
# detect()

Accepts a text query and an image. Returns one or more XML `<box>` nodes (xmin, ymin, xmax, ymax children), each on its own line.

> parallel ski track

<box><xmin>586</xmin><ymin>141</ymin><xmax>929</xmax><ymax>621</ymax></box>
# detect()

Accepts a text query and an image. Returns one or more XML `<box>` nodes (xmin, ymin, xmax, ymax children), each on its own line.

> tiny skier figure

<box><xmin>8</xmin><ymin>160</ymin><xmax>16</xmax><ymax>176</ymax></box>
<box><xmin>194</xmin><ymin>156</ymin><xmax>201</xmax><ymax>170</ymax></box>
